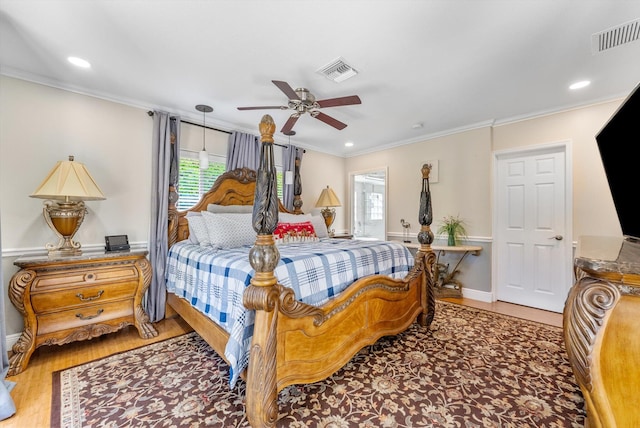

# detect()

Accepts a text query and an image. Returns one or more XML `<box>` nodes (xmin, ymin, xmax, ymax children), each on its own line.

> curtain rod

<box><xmin>147</xmin><ymin>110</ymin><xmax>303</xmax><ymax>151</ymax></box>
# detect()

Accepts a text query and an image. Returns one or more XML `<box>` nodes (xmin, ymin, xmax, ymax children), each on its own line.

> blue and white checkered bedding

<box><xmin>165</xmin><ymin>238</ymin><xmax>414</xmax><ymax>388</ymax></box>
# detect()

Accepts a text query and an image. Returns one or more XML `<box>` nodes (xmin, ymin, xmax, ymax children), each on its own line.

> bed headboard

<box><xmin>167</xmin><ymin>167</ymin><xmax>293</xmax><ymax>247</ymax></box>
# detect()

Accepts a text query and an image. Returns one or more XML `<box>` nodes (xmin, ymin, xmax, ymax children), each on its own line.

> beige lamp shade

<box><xmin>30</xmin><ymin>156</ymin><xmax>106</xmax><ymax>201</ymax></box>
<box><xmin>315</xmin><ymin>186</ymin><xmax>341</xmax><ymax>208</ymax></box>
<box><xmin>30</xmin><ymin>156</ymin><xmax>105</xmax><ymax>256</ymax></box>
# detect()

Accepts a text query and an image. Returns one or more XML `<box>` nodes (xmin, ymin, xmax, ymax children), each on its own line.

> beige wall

<box><xmin>346</xmin><ymin>127</ymin><xmax>493</xmax><ymax>239</ymax></box>
<box><xmin>492</xmin><ymin>101</ymin><xmax>623</xmax><ymax>238</ymax></box>
<box><xmin>343</xmin><ymin>98</ymin><xmax>625</xmax><ymax>296</ymax></box>
<box><xmin>0</xmin><ymin>74</ymin><xmax>627</xmax><ymax>337</ymax></box>
<box><xmin>0</xmin><ymin>76</ymin><xmax>345</xmax><ymax>337</ymax></box>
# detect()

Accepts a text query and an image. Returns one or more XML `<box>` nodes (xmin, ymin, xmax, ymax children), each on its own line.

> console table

<box><xmin>563</xmin><ymin>236</ymin><xmax>640</xmax><ymax>427</ymax></box>
<box><xmin>403</xmin><ymin>243</ymin><xmax>482</xmax><ymax>297</ymax></box>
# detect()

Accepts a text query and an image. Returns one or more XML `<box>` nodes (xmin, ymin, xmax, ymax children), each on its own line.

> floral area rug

<box><xmin>51</xmin><ymin>301</ymin><xmax>585</xmax><ymax>427</ymax></box>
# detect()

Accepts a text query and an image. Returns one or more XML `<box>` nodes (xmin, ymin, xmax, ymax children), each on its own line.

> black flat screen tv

<box><xmin>595</xmin><ymin>81</ymin><xmax>640</xmax><ymax>242</ymax></box>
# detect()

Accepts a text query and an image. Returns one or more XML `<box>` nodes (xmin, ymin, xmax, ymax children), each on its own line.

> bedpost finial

<box><xmin>422</xmin><ymin>163</ymin><xmax>431</xmax><ymax>179</ymax></box>
<box><xmin>259</xmin><ymin>115</ymin><xmax>276</xmax><ymax>143</ymax></box>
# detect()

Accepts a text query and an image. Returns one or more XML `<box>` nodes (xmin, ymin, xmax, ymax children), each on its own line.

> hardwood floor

<box><xmin>1</xmin><ymin>299</ymin><xmax>563</xmax><ymax>428</ymax></box>
<box><xmin>440</xmin><ymin>297</ymin><xmax>564</xmax><ymax>328</ymax></box>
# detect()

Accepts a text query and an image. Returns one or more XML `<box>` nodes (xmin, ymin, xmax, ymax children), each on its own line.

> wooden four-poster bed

<box><xmin>165</xmin><ymin>114</ymin><xmax>437</xmax><ymax>427</ymax></box>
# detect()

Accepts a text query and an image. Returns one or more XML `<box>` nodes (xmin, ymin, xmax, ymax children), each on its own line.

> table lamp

<box><xmin>315</xmin><ymin>185</ymin><xmax>341</xmax><ymax>236</ymax></box>
<box><xmin>30</xmin><ymin>156</ymin><xmax>106</xmax><ymax>256</ymax></box>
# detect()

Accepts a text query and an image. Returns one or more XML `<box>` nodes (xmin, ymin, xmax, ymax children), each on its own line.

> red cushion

<box><xmin>273</xmin><ymin>221</ymin><xmax>317</xmax><ymax>241</ymax></box>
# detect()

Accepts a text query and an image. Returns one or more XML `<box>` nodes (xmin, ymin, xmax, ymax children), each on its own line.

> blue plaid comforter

<box><xmin>165</xmin><ymin>238</ymin><xmax>413</xmax><ymax>388</ymax></box>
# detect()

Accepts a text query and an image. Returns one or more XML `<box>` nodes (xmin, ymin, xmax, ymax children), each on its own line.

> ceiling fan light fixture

<box><xmin>317</xmin><ymin>57</ymin><xmax>358</xmax><ymax>83</ymax></box>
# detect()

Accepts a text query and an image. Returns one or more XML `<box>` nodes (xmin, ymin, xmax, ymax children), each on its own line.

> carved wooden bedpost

<box><xmin>168</xmin><ymin>131</ymin><xmax>179</xmax><ymax>248</ymax></box>
<box><xmin>243</xmin><ymin>114</ymin><xmax>280</xmax><ymax>427</ymax></box>
<box><xmin>416</xmin><ymin>163</ymin><xmax>437</xmax><ymax>327</ymax></box>
<box><xmin>293</xmin><ymin>157</ymin><xmax>303</xmax><ymax>214</ymax></box>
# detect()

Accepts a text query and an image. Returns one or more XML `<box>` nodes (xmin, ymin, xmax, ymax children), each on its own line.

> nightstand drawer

<box><xmin>30</xmin><ymin>265</ymin><xmax>139</xmax><ymax>293</ymax></box>
<box><xmin>31</xmin><ymin>281</ymin><xmax>135</xmax><ymax>314</ymax></box>
<box><xmin>37</xmin><ymin>300</ymin><xmax>133</xmax><ymax>335</ymax></box>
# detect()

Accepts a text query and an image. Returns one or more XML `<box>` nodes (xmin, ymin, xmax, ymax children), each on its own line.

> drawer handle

<box><xmin>75</xmin><ymin>309</ymin><xmax>104</xmax><ymax>320</ymax></box>
<box><xmin>76</xmin><ymin>290</ymin><xmax>104</xmax><ymax>301</ymax></box>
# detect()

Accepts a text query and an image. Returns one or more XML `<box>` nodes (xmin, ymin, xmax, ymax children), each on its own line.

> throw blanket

<box><xmin>165</xmin><ymin>238</ymin><xmax>413</xmax><ymax>388</ymax></box>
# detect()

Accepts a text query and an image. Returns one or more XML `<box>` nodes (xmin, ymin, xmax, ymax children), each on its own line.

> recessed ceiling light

<box><xmin>67</xmin><ymin>56</ymin><xmax>91</xmax><ymax>68</ymax></box>
<box><xmin>412</xmin><ymin>122</ymin><xmax>423</xmax><ymax>129</ymax></box>
<box><xmin>569</xmin><ymin>80</ymin><xmax>590</xmax><ymax>90</ymax></box>
<box><xmin>345</xmin><ymin>141</ymin><xmax>354</xmax><ymax>147</ymax></box>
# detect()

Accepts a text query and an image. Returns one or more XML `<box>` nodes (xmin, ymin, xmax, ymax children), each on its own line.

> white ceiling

<box><xmin>1</xmin><ymin>0</ymin><xmax>639</xmax><ymax>157</ymax></box>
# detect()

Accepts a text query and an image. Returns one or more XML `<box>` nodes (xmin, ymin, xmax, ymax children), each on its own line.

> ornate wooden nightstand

<box><xmin>7</xmin><ymin>250</ymin><xmax>158</xmax><ymax>376</ymax></box>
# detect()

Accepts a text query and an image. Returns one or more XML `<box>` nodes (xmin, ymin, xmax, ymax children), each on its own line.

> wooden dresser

<box><xmin>7</xmin><ymin>250</ymin><xmax>158</xmax><ymax>376</ymax></box>
<box><xmin>563</xmin><ymin>236</ymin><xmax>640</xmax><ymax>427</ymax></box>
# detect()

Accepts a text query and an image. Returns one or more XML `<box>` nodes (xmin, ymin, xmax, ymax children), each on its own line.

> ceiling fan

<box><xmin>237</xmin><ymin>80</ymin><xmax>361</xmax><ymax>135</ymax></box>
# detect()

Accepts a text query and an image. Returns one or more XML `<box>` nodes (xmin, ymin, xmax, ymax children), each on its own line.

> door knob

<box><xmin>549</xmin><ymin>235</ymin><xmax>563</xmax><ymax>241</ymax></box>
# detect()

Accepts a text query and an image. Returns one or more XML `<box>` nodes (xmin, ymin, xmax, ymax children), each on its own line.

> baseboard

<box><xmin>461</xmin><ymin>288</ymin><xmax>493</xmax><ymax>303</ymax></box>
<box><xmin>5</xmin><ymin>333</ymin><xmax>19</xmax><ymax>352</ymax></box>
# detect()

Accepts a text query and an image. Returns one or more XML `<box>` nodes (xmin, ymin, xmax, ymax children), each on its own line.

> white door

<box><xmin>494</xmin><ymin>144</ymin><xmax>572</xmax><ymax>313</ymax></box>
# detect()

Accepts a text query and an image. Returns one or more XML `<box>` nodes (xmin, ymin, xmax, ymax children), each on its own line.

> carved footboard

<box><xmin>243</xmin><ymin>115</ymin><xmax>436</xmax><ymax>427</ymax></box>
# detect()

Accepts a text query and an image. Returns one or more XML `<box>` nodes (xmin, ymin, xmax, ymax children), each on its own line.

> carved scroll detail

<box><xmin>563</xmin><ymin>276</ymin><xmax>619</xmax><ymax>391</ymax></box>
<box><xmin>134</xmin><ymin>257</ymin><xmax>158</xmax><ymax>338</ymax></box>
<box><xmin>8</xmin><ymin>328</ymin><xmax>34</xmax><ymax>376</ymax></box>
<box><xmin>277</xmin><ymin>284</ymin><xmax>324</xmax><ymax>324</ymax></box>
<box><xmin>42</xmin><ymin>322</ymin><xmax>132</xmax><ymax>346</ymax></box>
<box><xmin>8</xmin><ymin>269</ymin><xmax>35</xmax><ymax>313</ymax></box>
<box><xmin>246</xmin><ymin>308</ymin><xmax>279</xmax><ymax>427</ymax></box>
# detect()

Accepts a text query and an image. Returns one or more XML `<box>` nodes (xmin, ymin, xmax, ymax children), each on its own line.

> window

<box><xmin>177</xmin><ymin>150</ymin><xmax>284</xmax><ymax>211</ymax></box>
<box><xmin>177</xmin><ymin>152</ymin><xmax>225</xmax><ymax>211</ymax></box>
<box><xmin>369</xmin><ymin>192</ymin><xmax>383</xmax><ymax>220</ymax></box>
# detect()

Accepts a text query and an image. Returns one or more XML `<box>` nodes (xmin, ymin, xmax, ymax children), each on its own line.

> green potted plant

<box><xmin>437</xmin><ymin>215</ymin><xmax>468</xmax><ymax>246</ymax></box>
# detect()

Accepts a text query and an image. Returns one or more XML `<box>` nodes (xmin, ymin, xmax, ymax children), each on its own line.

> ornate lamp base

<box><xmin>43</xmin><ymin>200</ymin><xmax>87</xmax><ymax>256</ymax></box>
<box><xmin>321</xmin><ymin>207</ymin><xmax>336</xmax><ymax>237</ymax></box>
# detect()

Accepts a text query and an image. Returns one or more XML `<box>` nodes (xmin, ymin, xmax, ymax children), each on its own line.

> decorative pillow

<box><xmin>207</xmin><ymin>204</ymin><xmax>253</xmax><ymax>214</ymax></box>
<box><xmin>277</xmin><ymin>213</ymin><xmax>329</xmax><ymax>239</ymax></box>
<box><xmin>201</xmin><ymin>211</ymin><xmax>256</xmax><ymax>248</ymax></box>
<box><xmin>186</xmin><ymin>212</ymin><xmax>210</xmax><ymax>246</ymax></box>
<box><xmin>273</xmin><ymin>221</ymin><xmax>318</xmax><ymax>244</ymax></box>
<box><xmin>310</xmin><ymin>215</ymin><xmax>329</xmax><ymax>239</ymax></box>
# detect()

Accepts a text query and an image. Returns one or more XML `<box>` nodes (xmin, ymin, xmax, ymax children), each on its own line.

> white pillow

<box><xmin>201</xmin><ymin>211</ymin><xmax>256</xmax><ymax>248</ymax></box>
<box><xmin>279</xmin><ymin>213</ymin><xmax>312</xmax><ymax>223</ymax></box>
<box><xmin>186</xmin><ymin>212</ymin><xmax>210</xmax><ymax>246</ymax></box>
<box><xmin>310</xmin><ymin>215</ymin><xmax>329</xmax><ymax>239</ymax></box>
<box><xmin>207</xmin><ymin>204</ymin><xmax>253</xmax><ymax>214</ymax></box>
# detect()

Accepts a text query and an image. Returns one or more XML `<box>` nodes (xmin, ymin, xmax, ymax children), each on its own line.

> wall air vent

<box><xmin>592</xmin><ymin>18</ymin><xmax>640</xmax><ymax>54</ymax></box>
<box><xmin>317</xmin><ymin>57</ymin><xmax>358</xmax><ymax>83</ymax></box>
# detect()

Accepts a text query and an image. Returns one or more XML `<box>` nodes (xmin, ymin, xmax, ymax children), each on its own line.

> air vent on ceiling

<box><xmin>592</xmin><ymin>18</ymin><xmax>640</xmax><ymax>53</ymax></box>
<box><xmin>317</xmin><ymin>57</ymin><xmax>358</xmax><ymax>83</ymax></box>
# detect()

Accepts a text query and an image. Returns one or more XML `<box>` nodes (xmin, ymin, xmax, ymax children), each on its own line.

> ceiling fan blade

<box><xmin>313</xmin><ymin>111</ymin><xmax>347</xmax><ymax>130</ymax></box>
<box><xmin>272</xmin><ymin>80</ymin><xmax>300</xmax><ymax>100</ymax></box>
<box><xmin>281</xmin><ymin>115</ymin><xmax>300</xmax><ymax>134</ymax></box>
<box><xmin>316</xmin><ymin>95</ymin><xmax>362</xmax><ymax>108</ymax></box>
<box><xmin>237</xmin><ymin>106</ymin><xmax>284</xmax><ymax>110</ymax></box>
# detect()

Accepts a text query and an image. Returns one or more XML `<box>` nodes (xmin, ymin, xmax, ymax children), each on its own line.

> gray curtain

<box><xmin>282</xmin><ymin>145</ymin><xmax>304</xmax><ymax>211</ymax></box>
<box><xmin>146</xmin><ymin>111</ymin><xmax>180</xmax><ymax>322</ymax></box>
<box><xmin>1</xmin><ymin>216</ymin><xmax>17</xmax><ymax>420</ymax></box>
<box><xmin>226</xmin><ymin>131</ymin><xmax>260</xmax><ymax>171</ymax></box>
